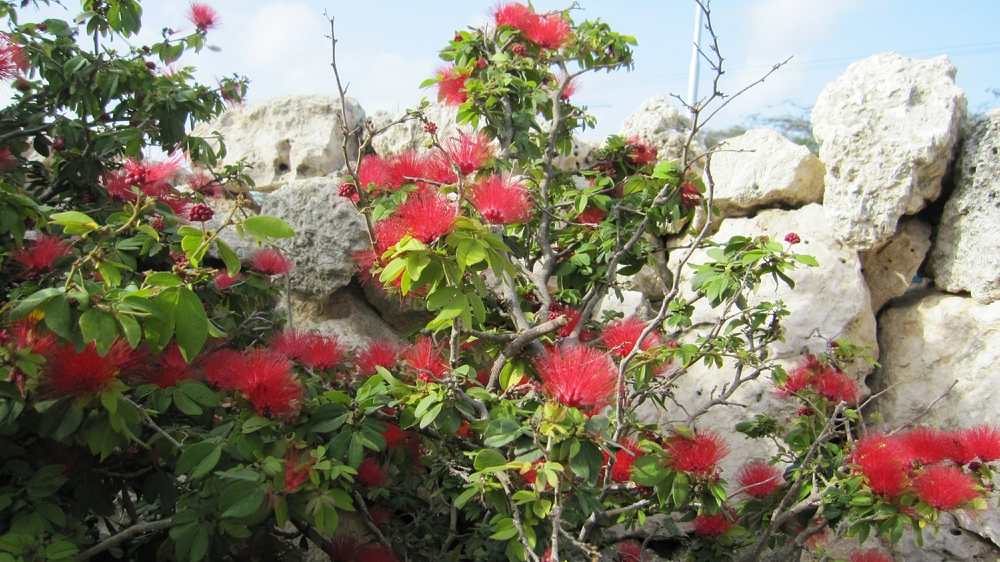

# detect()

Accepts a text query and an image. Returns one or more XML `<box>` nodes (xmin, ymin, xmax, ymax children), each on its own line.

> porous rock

<box><xmin>861</xmin><ymin>219</ymin><xmax>932</xmax><ymax>313</ymax></box>
<box><xmin>709</xmin><ymin>129</ymin><xmax>824</xmax><ymax>217</ymax></box>
<box><xmin>811</xmin><ymin>53</ymin><xmax>966</xmax><ymax>250</ymax></box>
<box><xmin>290</xmin><ymin>281</ymin><xmax>403</xmax><ymax>351</ymax></box>
<box><xmin>193</xmin><ymin>95</ymin><xmax>365</xmax><ymax>191</ymax></box>
<box><xmin>619</xmin><ymin>95</ymin><xmax>705</xmax><ymax>163</ymax></box>
<box><xmin>928</xmin><ymin>109</ymin><xmax>1000</xmax><ymax>304</ymax></box>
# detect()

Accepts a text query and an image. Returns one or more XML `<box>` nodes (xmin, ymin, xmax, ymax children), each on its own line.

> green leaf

<box><xmin>474</xmin><ymin>449</ymin><xmax>507</xmax><ymax>471</ymax></box>
<box><xmin>219</xmin><ymin>482</ymin><xmax>266</xmax><ymax>519</ymax></box>
<box><xmin>216</xmin><ymin>239</ymin><xmax>241</xmax><ymax>276</ymax></box>
<box><xmin>630</xmin><ymin>456</ymin><xmax>668</xmax><ymax>487</ymax></box>
<box><xmin>454</xmin><ymin>487</ymin><xmax>478</xmax><ymax>509</ymax></box>
<box><xmin>189</xmin><ymin>523</ymin><xmax>211</xmax><ymax>562</ymax></box>
<box><xmin>44</xmin><ymin>295</ymin><xmax>72</xmax><ymax>340</ymax></box>
<box><xmin>79</xmin><ymin>309</ymin><xmax>118</xmax><ymax>356</ymax></box>
<box><xmin>119</xmin><ymin>314</ymin><xmax>142</xmax><ymax>348</ymax></box>
<box><xmin>10</xmin><ymin>288</ymin><xmax>63</xmax><ymax>321</ymax></box>
<box><xmin>176</xmin><ymin>287</ymin><xmax>208</xmax><ymax>362</ymax></box>
<box><xmin>793</xmin><ymin>254</ymin><xmax>819</xmax><ymax>267</ymax></box>
<box><xmin>189</xmin><ymin>446</ymin><xmax>222</xmax><ymax>480</ymax></box>
<box><xmin>176</xmin><ymin>442</ymin><xmax>218</xmax><ymax>475</ymax></box>
<box><xmin>483</xmin><ymin>418</ymin><xmax>523</xmax><ymax>448</ymax></box>
<box><xmin>179</xmin><ymin>381</ymin><xmax>218</xmax><ymax>407</ymax></box>
<box><xmin>145</xmin><ymin>272</ymin><xmax>182</xmax><ymax>287</ymax></box>
<box><xmin>173</xmin><ymin>391</ymin><xmax>203</xmax><ymax>416</ymax></box>
<box><xmin>242</xmin><ymin>216</ymin><xmax>296</xmax><ymax>238</ymax></box>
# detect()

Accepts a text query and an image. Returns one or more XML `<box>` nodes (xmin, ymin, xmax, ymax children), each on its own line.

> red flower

<box><xmin>142</xmin><ymin>344</ymin><xmax>193</xmax><ymax>389</ymax></box>
<box><xmin>773</xmin><ymin>362</ymin><xmax>814</xmax><ymax>397</ymax></box>
<box><xmin>234</xmin><ymin>350</ymin><xmax>302</xmax><ymax>417</ymax></box>
<box><xmin>386</xmin><ymin>151</ymin><xmax>429</xmax><ymax>190</ymax></box>
<box><xmin>11</xmin><ymin>234</ymin><xmax>71</xmax><ymax>274</ymax></box>
<box><xmin>735</xmin><ymin>461</ymin><xmax>783</xmax><ymax>498</ymax></box>
<box><xmin>8</xmin><ymin>321</ymin><xmax>57</xmax><ymax>357</ymax></box>
<box><xmin>213</xmin><ymin>271</ymin><xmax>243</xmax><ymax>290</ymax></box>
<box><xmin>665</xmin><ymin>431</ymin><xmax>731</xmax><ymax>477</ymax></box>
<box><xmin>250</xmin><ymin>248</ymin><xmax>292</xmax><ymax>275</ymax></box>
<box><xmin>913</xmin><ymin>465</ymin><xmax>979</xmax><ymax>510</ymax></box>
<box><xmin>468</xmin><ymin>175</ymin><xmax>533</xmax><ymax>225</ymax></box>
<box><xmin>435</xmin><ymin>64</ymin><xmax>468</xmax><ymax>107</ymax></box>
<box><xmin>199</xmin><ymin>348</ymin><xmax>243</xmax><ymax>389</ymax></box>
<box><xmin>353</xmin><ymin>543</ymin><xmax>398</xmax><ymax>562</ymax></box>
<box><xmin>271</xmin><ymin>330</ymin><xmax>346</xmax><ymax>371</ymax></box>
<box><xmin>533</xmin><ymin>344</ymin><xmax>617</xmax><ymax>408</ymax></box>
<box><xmin>784</xmin><ymin>232</ymin><xmax>801</xmax><ymax>244</ymax></box>
<box><xmin>522</xmin><ymin>13</ymin><xmax>572</xmax><ymax>50</ymax></box>
<box><xmin>811</xmin><ymin>368</ymin><xmax>859</xmax><ymax>403</ymax></box>
<box><xmin>284</xmin><ymin>445</ymin><xmax>316</xmax><ymax>493</ymax></box>
<box><xmin>680</xmin><ymin>181</ymin><xmax>701</xmax><ymax>208</ymax></box>
<box><xmin>443</xmin><ymin>131</ymin><xmax>493</xmax><ymax>176</ymax></box>
<box><xmin>401</xmin><ymin>335</ymin><xmax>448</xmax><ymax>383</ymax></box>
<box><xmin>354</xmin><ymin>339</ymin><xmax>401</xmax><ymax>376</ymax></box>
<box><xmin>849</xmin><ymin>549</ymin><xmax>894</xmax><ymax>562</ymax></box>
<box><xmin>43</xmin><ymin>341</ymin><xmax>136</xmax><ymax>396</ymax></box>
<box><xmin>358</xmin><ymin>154</ymin><xmax>393</xmax><ymax>192</ymax></box>
<box><xmin>627</xmin><ymin>137</ymin><xmax>658</xmax><ymax>166</ymax></box>
<box><xmin>610</xmin><ymin>439</ymin><xmax>642</xmax><ymax>483</ymax></box>
<box><xmin>356</xmin><ymin>458</ymin><xmax>389</xmax><ymax>488</ymax></box>
<box><xmin>692</xmin><ymin>511</ymin><xmax>732</xmax><ymax>537</ymax></box>
<box><xmin>576</xmin><ymin>206</ymin><xmax>607</xmax><ymax>225</ymax></box>
<box><xmin>396</xmin><ymin>190</ymin><xmax>459</xmax><ymax>244</ymax></box>
<box><xmin>558</xmin><ymin>76</ymin><xmax>578</xmax><ymax>101</ymax></box>
<box><xmin>492</xmin><ymin>2</ymin><xmax>532</xmax><ymax>29</ymax></box>
<box><xmin>187</xmin><ymin>172</ymin><xmax>221</xmax><ymax>198</ymax></box>
<box><xmin>187</xmin><ymin>2</ymin><xmax>219</xmax><ymax>31</ymax></box>
<box><xmin>103</xmin><ymin>155</ymin><xmax>185</xmax><ymax>202</ymax></box>
<box><xmin>368</xmin><ymin>506</ymin><xmax>391</xmax><ymax>527</ymax></box>
<box><xmin>851</xmin><ymin>434</ymin><xmax>908</xmax><ymax>497</ymax></box>
<box><xmin>0</xmin><ymin>34</ymin><xmax>28</xmax><ymax>81</ymax></box>
<box><xmin>324</xmin><ymin>537</ymin><xmax>361</xmax><ymax>561</ymax></box>
<box><xmin>957</xmin><ymin>425</ymin><xmax>1000</xmax><ymax>464</ymax></box>
<box><xmin>615</xmin><ymin>540</ymin><xmax>648</xmax><ymax>562</ymax></box>
<box><xmin>601</xmin><ymin>317</ymin><xmax>662</xmax><ymax>358</ymax></box>
<box><xmin>897</xmin><ymin>427</ymin><xmax>953</xmax><ymax>466</ymax></box>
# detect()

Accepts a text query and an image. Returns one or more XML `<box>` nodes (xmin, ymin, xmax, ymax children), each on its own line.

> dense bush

<box><xmin>1</xmin><ymin>2</ymin><xmax>997</xmax><ymax>562</ymax></box>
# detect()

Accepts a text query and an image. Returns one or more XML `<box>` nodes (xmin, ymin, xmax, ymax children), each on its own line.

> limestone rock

<box><xmin>290</xmin><ymin>282</ymin><xmax>403</xmax><ymax>351</ymax></box>
<box><xmin>619</xmin><ymin>95</ymin><xmax>705</xmax><ymax>163</ymax></box>
<box><xmin>368</xmin><ymin>103</ymin><xmax>462</xmax><ymax>156</ymax></box>
<box><xmin>193</xmin><ymin>95</ymin><xmax>365</xmax><ymax>191</ymax></box>
<box><xmin>597</xmin><ymin>289</ymin><xmax>651</xmax><ymax>321</ymax></box>
<box><xmin>259</xmin><ymin>177</ymin><xmax>369</xmax><ymax>298</ymax></box>
<box><xmin>361</xmin><ymin>281</ymin><xmax>435</xmax><ymax>335</ymax></box>
<box><xmin>870</xmin><ymin>290</ymin><xmax>1000</xmax><ymax>430</ymax></box>
<box><xmin>709</xmin><ymin>129</ymin><xmax>824</xmax><ymax>217</ymax></box>
<box><xmin>204</xmin><ymin>197</ymin><xmax>260</xmax><ymax>260</ymax></box>
<box><xmin>891</xmin><ymin>512</ymin><xmax>999</xmax><ymax>562</ymax></box>
<box><xmin>861</xmin><ymin>219</ymin><xmax>932</xmax><ymax>313</ymax></box>
<box><xmin>928</xmin><ymin>109</ymin><xmax>1000</xmax><ymax>304</ymax></box>
<box><xmin>811</xmin><ymin>53</ymin><xmax>966</xmax><ymax>250</ymax></box>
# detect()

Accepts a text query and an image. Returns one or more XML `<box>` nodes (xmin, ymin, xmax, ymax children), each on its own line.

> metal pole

<box><xmin>686</xmin><ymin>1</ymin><xmax>703</xmax><ymax>115</ymax></box>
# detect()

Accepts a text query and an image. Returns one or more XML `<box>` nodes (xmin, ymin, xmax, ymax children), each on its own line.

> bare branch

<box><xmin>74</xmin><ymin>518</ymin><xmax>177</xmax><ymax>562</ymax></box>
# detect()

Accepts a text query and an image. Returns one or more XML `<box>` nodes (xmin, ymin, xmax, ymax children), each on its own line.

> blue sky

<box><xmin>24</xmin><ymin>1</ymin><xmax>1000</xmax><ymax>141</ymax></box>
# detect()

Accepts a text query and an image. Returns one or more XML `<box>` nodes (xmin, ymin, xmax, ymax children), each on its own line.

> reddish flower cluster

<box><xmin>356</xmin><ymin>458</ymin><xmax>389</xmax><ymax>488</ymax></box>
<box><xmin>665</xmin><ymin>431</ymin><xmax>731</xmax><ymax>477</ymax></box>
<box><xmin>0</xmin><ymin>33</ymin><xmax>27</xmax><ymax>82</ymax></box>
<box><xmin>102</xmin><ymin>154</ymin><xmax>185</xmax><ymax>203</ymax></box>
<box><xmin>435</xmin><ymin>64</ymin><xmax>468</xmax><ymax>107</ymax></box>
<box><xmin>609</xmin><ymin>439</ymin><xmax>643</xmax><ymax>483</ymax></box>
<box><xmin>395</xmin><ymin>190</ymin><xmax>459</xmax><ymax>244</ymax></box>
<box><xmin>615</xmin><ymin>540</ymin><xmax>649</xmax><ymax>562</ymax></box>
<box><xmin>187</xmin><ymin>2</ymin><xmax>219</xmax><ymax>32</ymax></box>
<box><xmin>576</xmin><ymin>206</ymin><xmax>608</xmax><ymax>225</ymax></box>
<box><xmin>679</xmin><ymin>181</ymin><xmax>702</xmax><ymax>208</ymax></box>
<box><xmin>784</xmin><ymin>232</ymin><xmax>801</xmax><ymax>244</ymax></box>
<box><xmin>141</xmin><ymin>344</ymin><xmax>193</xmax><ymax>388</ymax></box>
<box><xmin>691</xmin><ymin>510</ymin><xmax>733</xmax><ymax>537</ymax></box>
<box><xmin>325</xmin><ymin>538</ymin><xmax>397</xmax><ymax>562</ymax></box>
<box><xmin>533</xmin><ymin>344</ymin><xmax>617</xmax><ymax>408</ymax></box>
<box><xmin>626</xmin><ymin>136</ymin><xmax>658</xmax><ymax>166</ymax></box>
<box><xmin>468</xmin><ymin>174</ymin><xmax>533</xmax><ymax>225</ymax></box>
<box><xmin>848</xmin><ymin>549</ymin><xmax>893</xmax><ymax>562</ymax></box>
<box><xmin>400</xmin><ymin>335</ymin><xmax>448</xmax><ymax>383</ymax></box>
<box><xmin>912</xmin><ymin>464</ymin><xmax>979</xmax><ymax>510</ymax></box>
<box><xmin>380</xmin><ymin>422</ymin><xmax>423</xmax><ymax>468</ymax></box>
<box><xmin>851</xmin><ymin>433</ymin><xmax>909</xmax><ymax>497</ymax></box>
<box><xmin>188</xmin><ymin>203</ymin><xmax>214</xmax><ymax>222</ymax></box>
<box><xmin>492</xmin><ymin>3</ymin><xmax>572</xmax><ymax>51</ymax></box>
<box><xmin>735</xmin><ymin>461</ymin><xmax>783</xmax><ymax>498</ymax></box>
<box><xmin>443</xmin><ymin>131</ymin><xmax>493</xmax><ymax>176</ymax></box>
<box><xmin>354</xmin><ymin>339</ymin><xmax>401</xmax><ymax>376</ymax></box>
<box><xmin>600</xmin><ymin>317</ymin><xmax>662</xmax><ymax>358</ymax></box>
<box><xmin>43</xmin><ymin>340</ymin><xmax>139</xmax><ymax>396</ymax></box>
<box><xmin>773</xmin><ymin>355</ymin><xmax>859</xmax><ymax>404</ymax></box>
<box><xmin>200</xmin><ymin>348</ymin><xmax>243</xmax><ymax>389</ymax></box>
<box><xmin>271</xmin><ymin>329</ymin><xmax>346</xmax><ymax>372</ymax></box>
<box><xmin>213</xmin><ymin>270</ymin><xmax>243</xmax><ymax>290</ymax></box>
<box><xmin>284</xmin><ymin>445</ymin><xmax>316</xmax><ymax>493</ymax></box>
<box><xmin>206</xmin><ymin>349</ymin><xmax>302</xmax><ymax>417</ymax></box>
<box><xmin>11</xmin><ymin>235</ymin><xmax>72</xmax><ymax>275</ymax></box>
<box><xmin>250</xmin><ymin>248</ymin><xmax>292</xmax><ymax>276</ymax></box>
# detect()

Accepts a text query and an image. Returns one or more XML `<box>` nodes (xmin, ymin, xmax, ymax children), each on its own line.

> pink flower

<box><xmin>213</xmin><ymin>271</ymin><xmax>243</xmax><ymax>290</ymax></box>
<box><xmin>250</xmin><ymin>248</ymin><xmax>292</xmax><ymax>275</ymax></box>
<box><xmin>913</xmin><ymin>465</ymin><xmax>979</xmax><ymax>510</ymax></box>
<box><xmin>8</xmin><ymin>321</ymin><xmax>57</xmax><ymax>358</ymax></box>
<box><xmin>850</xmin><ymin>433</ymin><xmax>908</xmax><ymax>498</ymax></box>
<box><xmin>0</xmin><ymin>34</ymin><xmax>28</xmax><ymax>81</ymax></box>
<box><xmin>692</xmin><ymin>511</ymin><xmax>732</xmax><ymax>537</ymax></box>
<box><xmin>492</xmin><ymin>2</ymin><xmax>532</xmax><ymax>29</ymax></box>
<box><xmin>386</xmin><ymin>151</ymin><xmax>429</xmax><ymax>190</ymax></box>
<box><xmin>187</xmin><ymin>2</ymin><xmax>219</xmax><ymax>31</ymax></box>
<box><xmin>270</xmin><ymin>330</ymin><xmax>346</xmax><ymax>372</ymax></box>
<box><xmin>600</xmin><ymin>317</ymin><xmax>662</xmax><ymax>358</ymax></box>
<box><xmin>435</xmin><ymin>64</ymin><xmax>468</xmax><ymax>107</ymax></box>
<box><xmin>522</xmin><ymin>13</ymin><xmax>572</xmax><ymax>50</ymax></box>
<box><xmin>957</xmin><ymin>425</ymin><xmax>1000</xmax><ymax>464</ymax></box>
<box><xmin>358</xmin><ymin>154</ymin><xmax>393</xmax><ymax>192</ymax></box>
<box><xmin>396</xmin><ymin>190</ymin><xmax>459</xmax><ymax>244</ymax></box>
<box><xmin>533</xmin><ymin>344</ymin><xmax>617</xmax><ymax>408</ymax></box>
<box><xmin>354</xmin><ymin>339</ymin><xmax>401</xmax><ymax>376</ymax></box>
<box><xmin>443</xmin><ymin>131</ymin><xmax>493</xmax><ymax>176</ymax></box>
<box><xmin>284</xmin><ymin>445</ymin><xmax>316</xmax><ymax>493</ymax></box>
<box><xmin>235</xmin><ymin>350</ymin><xmax>302</xmax><ymax>417</ymax></box>
<box><xmin>849</xmin><ymin>549</ymin><xmax>894</xmax><ymax>562</ymax></box>
<box><xmin>468</xmin><ymin>174</ymin><xmax>533</xmax><ymax>225</ymax></box>
<box><xmin>142</xmin><ymin>344</ymin><xmax>193</xmax><ymax>388</ymax></box>
<box><xmin>401</xmin><ymin>335</ymin><xmax>448</xmax><ymax>383</ymax></box>
<box><xmin>665</xmin><ymin>431</ymin><xmax>731</xmax><ymax>477</ymax></box>
<box><xmin>356</xmin><ymin>458</ymin><xmax>389</xmax><ymax>488</ymax></box>
<box><xmin>784</xmin><ymin>233</ymin><xmax>801</xmax><ymax>244</ymax></box>
<box><xmin>735</xmin><ymin>461</ymin><xmax>783</xmax><ymax>498</ymax></box>
<box><xmin>11</xmin><ymin>234</ymin><xmax>71</xmax><ymax>274</ymax></box>
<box><xmin>103</xmin><ymin>155</ymin><xmax>185</xmax><ymax>202</ymax></box>
<box><xmin>43</xmin><ymin>341</ymin><xmax>137</xmax><ymax>396</ymax></box>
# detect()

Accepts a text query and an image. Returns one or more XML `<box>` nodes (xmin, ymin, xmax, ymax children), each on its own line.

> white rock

<box><xmin>891</xmin><ymin>512</ymin><xmax>999</xmax><ymax>562</ymax></box>
<box><xmin>258</xmin><ymin>177</ymin><xmax>370</xmax><ymax>298</ymax></box>
<box><xmin>811</xmin><ymin>53</ymin><xmax>966</xmax><ymax>250</ymax></box>
<box><xmin>870</xmin><ymin>290</ymin><xmax>1000</xmax><ymax>430</ymax></box>
<box><xmin>368</xmin><ymin>102</ymin><xmax>462</xmax><ymax>156</ymax></box>
<box><xmin>596</xmin><ymin>289</ymin><xmax>651</xmax><ymax>321</ymax></box>
<box><xmin>291</xmin><ymin>283</ymin><xmax>403</xmax><ymax>351</ymax></box>
<box><xmin>928</xmin><ymin>109</ymin><xmax>1000</xmax><ymax>304</ymax></box>
<box><xmin>861</xmin><ymin>219</ymin><xmax>932</xmax><ymax>313</ymax></box>
<box><xmin>193</xmin><ymin>95</ymin><xmax>365</xmax><ymax>191</ymax></box>
<box><xmin>619</xmin><ymin>95</ymin><xmax>705</xmax><ymax>164</ymax></box>
<box><xmin>709</xmin><ymin>129</ymin><xmax>824</xmax><ymax>217</ymax></box>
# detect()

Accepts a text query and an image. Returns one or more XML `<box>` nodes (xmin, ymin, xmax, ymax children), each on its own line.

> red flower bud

<box><xmin>784</xmin><ymin>232</ymin><xmax>801</xmax><ymax>244</ymax></box>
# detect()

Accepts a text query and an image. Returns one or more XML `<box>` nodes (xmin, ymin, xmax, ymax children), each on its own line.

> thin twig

<box><xmin>74</xmin><ymin>518</ymin><xmax>176</xmax><ymax>561</ymax></box>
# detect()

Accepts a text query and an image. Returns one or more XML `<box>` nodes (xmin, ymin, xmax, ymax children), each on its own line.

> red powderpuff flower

<box><xmin>358</xmin><ymin>154</ymin><xmax>393</xmax><ymax>192</ymax></box>
<box><xmin>549</xmin><ymin>305</ymin><xmax>584</xmax><ymax>338</ymax></box>
<box><xmin>680</xmin><ymin>181</ymin><xmax>701</xmax><ymax>208</ymax></box>
<box><xmin>576</xmin><ymin>206</ymin><xmax>608</xmax><ymax>225</ymax></box>
<box><xmin>601</xmin><ymin>317</ymin><xmax>663</xmax><ymax>358</ymax></box>
<box><xmin>627</xmin><ymin>137</ymin><xmax>658</xmax><ymax>166</ymax></box>
<box><xmin>897</xmin><ymin>426</ymin><xmax>953</xmax><ymax>466</ymax></box>
<box><xmin>11</xmin><ymin>234</ymin><xmax>72</xmax><ymax>274</ymax></box>
<box><xmin>423</xmin><ymin>153</ymin><xmax>459</xmax><ymax>185</ymax></box>
<box><xmin>851</xmin><ymin>433</ymin><xmax>908</xmax><ymax>497</ymax></box>
<box><xmin>354</xmin><ymin>543</ymin><xmax>398</xmax><ymax>562</ymax></box>
<box><xmin>610</xmin><ymin>439</ymin><xmax>643</xmax><ymax>483</ymax></box>
<box><xmin>368</xmin><ymin>506</ymin><xmax>391</xmax><ymax>527</ymax></box>
<box><xmin>284</xmin><ymin>446</ymin><xmax>316</xmax><ymax>493</ymax></box>
<box><xmin>957</xmin><ymin>425</ymin><xmax>1000</xmax><ymax>464</ymax></box>
<box><xmin>557</xmin><ymin>76</ymin><xmax>578</xmax><ymax>101</ymax></box>
<box><xmin>0</xmin><ymin>34</ymin><xmax>28</xmax><ymax>81</ymax></box>
<box><xmin>43</xmin><ymin>341</ymin><xmax>136</xmax><ymax>396</ymax></box>
<box><xmin>435</xmin><ymin>64</ymin><xmax>468</xmax><ymax>107</ymax></box>
<box><xmin>396</xmin><ymin>191</ymin><xmax>459</xmax><ymax>244</ymax></box>
<box><xmin>615</xmin><ymin>540</ymin><xmax>649</xmax><ymax>562</ymax></box>
<box><xmin>143</xmin><ymin>344</ymin><xmax>193</xmax><ymax>389</ymax></box>
<box><xmin>386</xmin><ymin>151</ymin><xmax>429</xmax><ymax>190</ymax></box>
<box><xmin>187</xmin><ymin>2</ymin><xmax>219</xmax><ymax>32</ymax></box>
<box><xmin>735</xmin><ymin>461</ymin><xmax>783</xmax><ymax>498</ymax></box>
<box><xmin>913</xmin><ymin>464</ymin><xmax>979</xmax><ymax>510</ymax></box>
<box><xmin>401</xmin><ymin>335</ymin><xmax>448</xmax><ymax>382</ymax></box>
<box><xmin>380</xmin><ymin>422</ymin><xmax>421</xmax><ymax>458</ymax></box>
<box><xmin>373</xmin><ymin>216</ymin><xmax>409</xmax><ymax>255</ymax></box>
<box><xmin>8</xmin><ymin>321</ymin><xmax>57</xmax><ymax>357</ymax></box>
<box><xmin>811</xmin><ymin>368</ymin><xmax>859</xmax><ymax>403</ymax></box>
<box><xmin>103</xmin><ymin>155</ymin><xmax>185</xmax><ymax>202</ymax></box>
<box><xmin>324</xmin><ymin>537</ymin><xmax>361</xmax><ymax>561</ymax></box>
<box><xmin>523</xmin><ymin>13</ymin><xmax>572</xmax><ymax>50</ymax></box>
<box><xmin>250</xmin><ymin>248</ymin><xmax>292</xmax><ymax>275</ymax></box>
<box><xmin>354</xmin><ymin>339</ymin><xmax>401</xmax><ymax>376</ymax></box>
<box><xmin>692</xmin><ymin>511</ymin><xmax>732</xmax><ymax>537</ymax></box>
<box><xmin>533</xmin><ymin>344</ymin><xmax>617</xmax><ymax>408</ymax></box>
<box><xmin>199</xmin><ymin>348</ymin><xmax>243</xmax><ymax>389</ymax></box>
<box><xmin>235</xmin><ymin>350</ymin><xmax>302</xmax><ymax>417</ymax></box>
<box><xmin>271</xmin><ymin>330</ymin><xmax>346</xmax><ymax>371</ymax></box>
<box><xmin>849</xmin><ymin>549</ymin><xmax>894</xmax><ymax>562</ymax></box>
<box><xmin>665</xmin><ymin>431</ymin><xmax>731</xmax><ymax>477</ymax></box>
<box><xmin>443</xmin><ymin>131</ymin><xmax>493</xmax><ymax>176</ymax></box>
<box><xmin>492</xmin><ymin>2</ymin><xmax>532</xmax><ymax>29</ymax></box>
<box><xmin>356</xmin><ymin>458</ymin><xmax>389</xmax><ymax>488</ymax></box>
<box><xmin>213</xmin><ymin>270</ymin><xmax>243</xmax><ymax>290</ymax></box>
<box><xmin>468</xmin><ymin>175</ymin><xmax>533</xmax><ymax>225</ymax></box>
